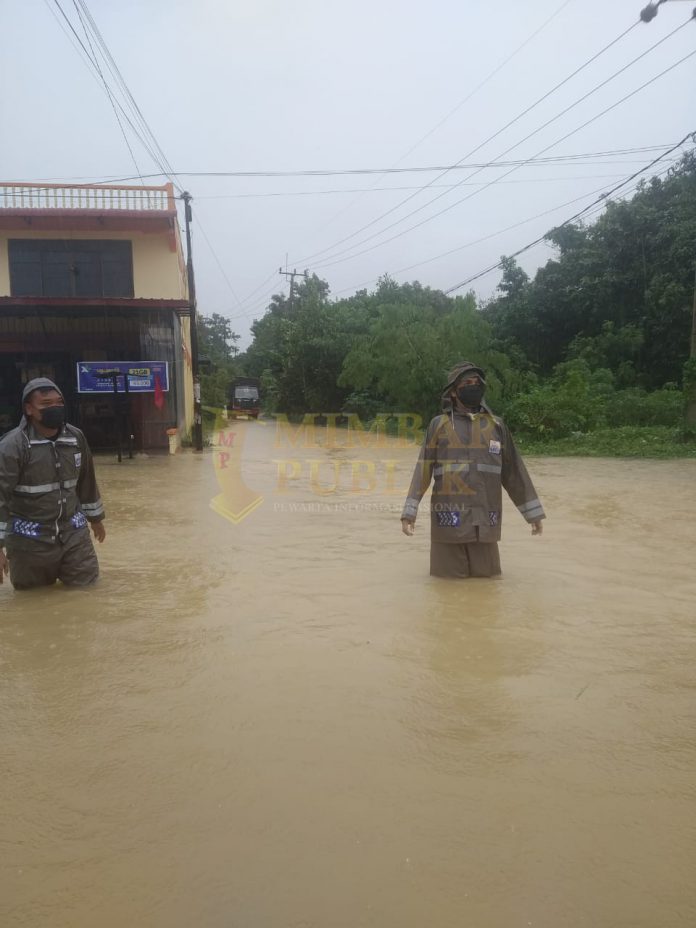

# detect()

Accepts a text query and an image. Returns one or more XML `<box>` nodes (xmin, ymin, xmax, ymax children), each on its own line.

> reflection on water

<box><xmin>2</xmin><ymin>428</ymin><xmax>695</xmax><ymax>928</ymax></box>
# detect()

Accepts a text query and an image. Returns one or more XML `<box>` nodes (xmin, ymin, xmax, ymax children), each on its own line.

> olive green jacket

<box><xmin>0</xmin><ymin>421</ymin><xmax>104</xmax><ymax>548</ymax></box>
<box><xmin>401</xmin><ymin>409</ymin><xmax>545</xmax><ymax>543</ymax></box>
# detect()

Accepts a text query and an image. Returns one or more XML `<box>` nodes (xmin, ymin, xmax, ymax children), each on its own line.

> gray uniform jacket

<box><xmin>0</xmin><ymin>421</ymin><xmax>105</xmax><ymax>549</ymax></box>
<box><xmin>401</xmin><ymin>409</ymin><xmax>545</xmax><ymax>543</ymax></box>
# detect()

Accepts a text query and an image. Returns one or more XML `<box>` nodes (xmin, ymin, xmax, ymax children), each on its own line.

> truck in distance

<box><xmin>227</xmin><ymin>377</ymin><xmax>260</xmax><ymax>419</ymax></box>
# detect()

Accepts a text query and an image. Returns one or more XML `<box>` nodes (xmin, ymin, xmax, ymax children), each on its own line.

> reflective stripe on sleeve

<box><xmin>81</xmin><ymin>500</ymin><xmax>105</xmax><ymax>517</ymax></box>
<box><xmin>517</xmin><ymin>500</ymin><xmax>544</xmax><ymax>522</ymax></box>
<box><xmin>477</xmin><ymin>463</ymin><xmax>502</xmax><ymax>474</ymax></box>
<box><xmin>402</xmin><ymin>497</ymin><xmax>419</xmax><ymax>518</ymax></box>
<box><xmin>518</xmin><ymin>498</ymin><xmax>543</xmax><ymax>514</ymax></box>
<box><xmin>15</xmin><ymin>482</ymin><xmax>61</xmax><ymax>494</ymax></box>
<box><xmin>63</xmin><ymin>478</ymin><xmax>78</xmax><ymax>489</ymax></box>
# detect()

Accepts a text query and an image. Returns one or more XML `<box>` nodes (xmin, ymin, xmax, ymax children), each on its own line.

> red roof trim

<box><xmin>0</xmin><ymin>296</ymin><xmax>190</xmax><ymax>310</ymax></box>
<box><xmin>0</xmin><ymin>208</ymin><xmax>176</xmax><ymax>220</ymax></box>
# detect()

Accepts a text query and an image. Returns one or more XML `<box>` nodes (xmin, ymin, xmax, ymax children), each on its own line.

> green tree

<box><xmin>197</xmin><ymin>313</ymin><xmax>240</xmax><ymax>410</ymax></box>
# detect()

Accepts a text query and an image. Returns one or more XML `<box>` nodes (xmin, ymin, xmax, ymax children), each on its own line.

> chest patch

<box><xmin>488</xmin><ymin>439</ymin><xmax>501</xmax><ymax>455</ymax></box>
<box><xmin>436</xmin><ymin>511</ymin><xmax>461</xmax><ymax>528</ymax></box>
<box><xmin>74</xmin><ymin>452</ymin><xmax>82</xmax><ymax>468</ymax></box>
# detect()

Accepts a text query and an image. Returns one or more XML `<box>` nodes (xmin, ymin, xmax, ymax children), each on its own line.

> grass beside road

<box><xmin>516</xmin><ymin>426</ymin><xmax>696</xmax><ymax>458</ymax></box>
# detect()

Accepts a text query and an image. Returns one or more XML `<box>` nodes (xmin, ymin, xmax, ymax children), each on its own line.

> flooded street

<box><xmin>2</xmin><ymin>419</ymin><xmax>695</xmax><ymax>928</ymax></box>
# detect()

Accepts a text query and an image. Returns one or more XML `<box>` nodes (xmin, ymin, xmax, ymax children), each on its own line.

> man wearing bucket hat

<box><xmin>401</xmin><ymin>361</ymin><xmax>544</xmax><ymax>578</ymax></box>
<box><xmin>0</xmin><ymin>378</ymin><xmax>106</xmax><ymax>590</ymax></box>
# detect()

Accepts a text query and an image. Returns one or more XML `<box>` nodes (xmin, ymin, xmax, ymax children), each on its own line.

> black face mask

<box><xmin>456</xmin><ymin>384</ymin><xmax>485</xmax><ymax>408</ymax></box>
<box><xmin>38</xmin><ymin>405</ymin><xmax>66</xmax><ymax>430</ymax></box>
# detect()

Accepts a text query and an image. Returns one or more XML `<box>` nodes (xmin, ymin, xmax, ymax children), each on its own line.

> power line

<box><xmin>313</xmin><ymin>0</ymin><xmax>575</xmax><ymax>233</ymax></box>
<box><xmin>222</xmin><ymin>282</ymin><xmax>285</xmax><ymax>323</ymax></box>
<box><xmin>191</xmin><ymin>208</ymin><xmax>245</xmax><ymax>310</ymax></box>
<box><xmin>51</xmin><ymin>0</ymin><xmax>182</xmax><ymax>193</ymax></box>
<box><xmin>68</xmin><ymin>0</ymin><xmax>144</xmax><ymax>185</ymax></box>
<box><xmin>45</xmin><ymin>0</ymin><xmax>168</xmax><ymax>181</ymax></box>
<box><xmin>234</xmin><ymin>269</ymin><xmax>284</xmax><ymax>309</ymax></box>
<box><xmin>312</xmin><ymin>40</ymin><xmax>696</xmax><ymax>272</ymax></box>
<box><xmin>189</xmin><ymin>139</ymin><xmax>692</xmax><ymax>324</ymax></box>
<box><xmin>444</xmin><ymin>132</ymin><xmax>695</xmax><ymax>293</ymax></box>
<box><xmin>231</xmin><ymin>144</ymin><xmax>689</xmax><ymax>321</ymax></box>
<box><xmin>69</xmin><ymin>2</ymin><xmax>260</xmax><ymax>316</ymax></box>
<box><xmin>211</xmin><ymin>153</ymin><xmax>685</xmax><ymax>321</ymax></box>
<box><xmin>290</xmin><ymin>15</ymin><xmax>643</xmax><ymax>268</ymax></box>
<box><xmin>185</xmin><ymin>174</ymin><xmax>638</xmax><ymax>200</ymax></box>
<box><xmin>75</xmin><ymin>0</ymin><xmax>181</xmax><ymax>190</ymax></box>
<box><xmin>12</xmin><ymin>144</ymin><xmax>678</xmax><ymax>184</ymax></box>
<box><xmin>332</xmin><ymin>154</ymin><xmax>683</xmax><ymax>297</ymax></box>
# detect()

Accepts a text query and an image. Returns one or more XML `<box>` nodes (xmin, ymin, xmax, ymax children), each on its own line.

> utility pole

<box><xmin>182</xmin><ymin>192</ymin><xmax>203</xmax><ymax>452</ymax></box>
<box><xmin>279</xmin><ymin>267</ymin><xmax>309</xmax><ymax>311</ymax></box>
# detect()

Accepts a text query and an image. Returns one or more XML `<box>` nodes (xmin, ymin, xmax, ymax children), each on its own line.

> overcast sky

<box><xmin>1</xmin><ymin>0</ymin><xmax>695</xmax><ymax>347</ymax></box>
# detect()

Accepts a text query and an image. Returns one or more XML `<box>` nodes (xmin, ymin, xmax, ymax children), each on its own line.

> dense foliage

<box><xmin>231</xmin><ymin>154</ymin><xmax>696</xmax><ymax>443</ymax></box>
<box><xmin>197</xmin><ymin>312</ymin><xmax>240</xmax><ymax>410</ymax></box>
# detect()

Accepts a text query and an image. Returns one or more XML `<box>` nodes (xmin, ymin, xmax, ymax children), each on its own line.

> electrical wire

<box><xmin>289</xmin><ymin>15</ymin><xmax>644</xmax><ymax>268</ymax></box>
<box><xmin>234</xmin><ymin>269</ymin><xmax>286</xmax><ymax>309</ymax></box>
<box><xmin>45</xmin><ymin>0</ymin><xmax>257</xmax><ymax>327</ymax></box>
<box><xmin>69</xmin><ymin>0</ymin><xmax>144</xmax><ymax>185</ymax></box>
<box><xmin>332</xmin><ymin>153</ymin><xmax>684</xmax><ymax>297</ymax></box>
<box><xmin>192</xmin><ymin>209</ymin><xmax>245</xmax><ymax>309</ymax></box>
<box><xmin>315</xmin><ymin>0</ymin><xmax>575</xmax><ymax>232</ymax></box>
<box><xmin>75</xmin><ymin>0</ymin><xmax>181</xmax><ymax>191</ymax></box>
<box><xmin>311</xmin><ymin>41</ymin><xmax>696</xmax><ymax>272</ymax></box>
<box><xmin>444</xmin><ymin>132</ymin><xmax>695</xmax><ymax>293</ymax></box>
<box><xmin>205</xmin><ymin>153</ymin><xmax>685</xmax><ymax>323</ymax></box>
<box><xmin>45</xmin><ymin>0</ymin><xmax>171</xmax><ymax>184</ymax></box>
<box><xmin>54</xmin><ymin>0</ymin><xmax>253</xmax><ymax>313</ymax></box>
<box><xmin>12</xmin><ymin>145</ymin><xmax>678</xmax><ymax>184</ymax></box>
<box><xmin>186</xmin><ymin>174</ymin><xmax>634</xmax><ymax>200</ymax></box>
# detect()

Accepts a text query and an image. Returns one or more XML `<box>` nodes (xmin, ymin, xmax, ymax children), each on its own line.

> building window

<box><xmin>9</xmin><ymin>239</ymin><xmax>134</xmax><ymax>298</ymax></box>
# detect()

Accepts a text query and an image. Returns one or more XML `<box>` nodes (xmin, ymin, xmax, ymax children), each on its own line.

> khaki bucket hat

<box><xmin>442</xmin><ymin>361</ymin><xmax>486</xmax><ymax>396</ymax></box>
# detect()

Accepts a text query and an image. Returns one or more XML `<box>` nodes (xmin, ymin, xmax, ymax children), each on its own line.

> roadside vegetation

<box><xmin>201</xmin><ymin>153</ymin><xmax>696</xmax><ymax>458</ymax></box>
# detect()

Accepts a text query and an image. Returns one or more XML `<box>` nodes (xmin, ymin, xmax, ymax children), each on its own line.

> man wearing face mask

<box><xmin>0</xmin><ymin>377</ymin><xmax>106</xmax><ymax>590</ymax></box>
<box><xmin>401</xmin><ymin>361</ymin><xmax>544</xmax><ymax>578</ymax></box>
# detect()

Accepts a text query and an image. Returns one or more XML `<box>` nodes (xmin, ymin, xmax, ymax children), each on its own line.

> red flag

<box><xmin>154</xmin><ymin>373</ymin><xmax>165</xmax><ymax>410</ymax></box>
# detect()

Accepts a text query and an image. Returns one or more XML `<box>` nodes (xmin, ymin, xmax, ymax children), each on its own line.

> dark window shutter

<box><xmin>9</xmin><ymin>239</ymin><xmax>134</xmax><ymax>298</ymax></box>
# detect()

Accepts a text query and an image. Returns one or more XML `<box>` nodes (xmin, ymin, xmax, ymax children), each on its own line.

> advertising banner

<box><xmin>76</xmin><ymin>361</ymin><xmax>169</xmax><ymax>394</ymax></box>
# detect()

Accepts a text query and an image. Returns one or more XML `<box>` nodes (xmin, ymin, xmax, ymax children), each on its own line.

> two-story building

<box><xmin>0</xmin><ymin>181</ymin><xmax>194</xmax><ymax>450</ymax></box>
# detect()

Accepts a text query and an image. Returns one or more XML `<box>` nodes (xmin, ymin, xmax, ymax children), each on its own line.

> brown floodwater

<box><xmin>2</xmin><ymin>419</ymin><xmax>695</xmax><ymax>928</ymax></box>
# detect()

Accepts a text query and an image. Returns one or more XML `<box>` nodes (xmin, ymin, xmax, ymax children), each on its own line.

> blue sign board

<box><xmin>77</xmin><ymin>361</ymin><xmax>169</xmax><ymax>394</ymax></box>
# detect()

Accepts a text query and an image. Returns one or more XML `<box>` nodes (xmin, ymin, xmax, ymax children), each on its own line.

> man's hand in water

<box><xmin>91</xmin><ymin>521</ymin><xmax>106</xmax><ymax>543</ymax></box>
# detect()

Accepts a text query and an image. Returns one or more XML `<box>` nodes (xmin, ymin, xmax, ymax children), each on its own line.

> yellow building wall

<box><xmin>0</xmin><ymin>229</ymin><xmax>187</xmax><ymax>299</ymax></box>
